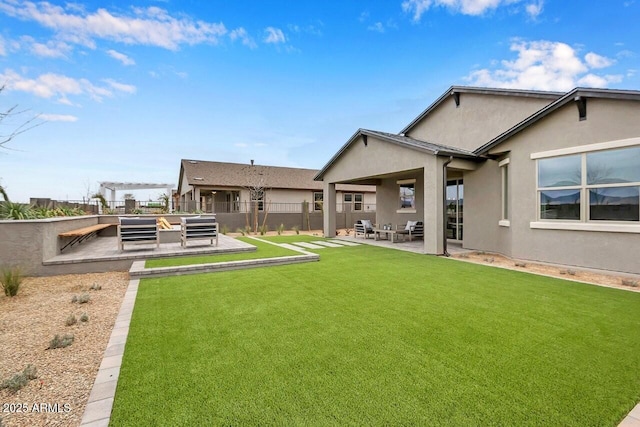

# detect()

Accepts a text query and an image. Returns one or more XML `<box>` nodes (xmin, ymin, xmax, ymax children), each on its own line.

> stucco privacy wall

<box><xmin>0</xmin><ymin>216</ymin><xmax>100</xmax><ymax>275</ymax></box>
<box><xmin>480</xmin><ymin>98</ymin><xmax>640</xmax><ymax>274</ymax></box>
<box><xmin>407</xmin><ymin>92</ymin><xmax>555</xmax><ymax>152</ymax></box>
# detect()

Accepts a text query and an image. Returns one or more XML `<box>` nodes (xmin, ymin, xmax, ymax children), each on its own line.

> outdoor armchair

<box><xmin>354</xmin><ymin>219</ymin><xmax>376</xmax><ymax>239</ymax></box>
<box><xmin>396</xmin><ymin>221</ymin><xmax>424</xmax><ymax>241</ymax></box>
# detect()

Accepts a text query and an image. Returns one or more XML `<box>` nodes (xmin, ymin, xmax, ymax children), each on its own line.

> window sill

<box><xmin>397</xmin><ymin>209</ymin><xmax>417</xmax><ymax>214</ymax></box>
<box><xmin>498</xmin><ymin>220</ymin><xmax>510</xmax><ymax>227</ymax></box>
<box><xmin>530</xmin><ymin>221</ymin><xmax>640</xmax><ymax>233</ymax></box>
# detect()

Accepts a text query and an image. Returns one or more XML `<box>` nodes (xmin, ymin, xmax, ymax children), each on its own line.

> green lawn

<box><xmin>112</xmin><ymin>243</ymin><xmax>640</xmax><ymax>426</ymax></box>
<box><xmin>144</xmin><ymin>237</ymin><xmax>301</xmax><ymax>268</ymax></box>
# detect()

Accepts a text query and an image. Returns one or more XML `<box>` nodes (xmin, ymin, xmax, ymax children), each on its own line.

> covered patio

<box><xmin>315</xmin><ymin>129</ymin><xmax>478</xmax><ymax>255</ymax></box>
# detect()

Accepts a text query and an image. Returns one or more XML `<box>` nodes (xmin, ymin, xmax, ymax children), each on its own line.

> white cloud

<box><xmin>584</xmin><ymin>52</ymin><xmax>614</xmax><ymax>69</ymax></box>
<box><xmin>368</xmin><ymin>22</ymin><xmax>385</xmax><ymax>33</ymax></box>
<box><xmin>0</xmin><ymin>35</ymin><xmax>5</xmax><ymax>56</ymax></box>
<box><xmin>107</xmin><ymin>49</ymin><xmax>135</xmax><ymax>66</ymax></box>
<box><xmin>40</xmin><ymin>113</ymin><xmax>78</xmax><ymax>122</ymax></box>
<box><xmin>0</xmin><ymin>1</ymin><xmax>228</xmax><ymax>50</ymax></box>
<box><xmin>229</xmin><ymin>27</ymin><xmax>257</xmax><ymax>49</ymax></box>
<box><xmin>0</xmin><ymin>68</ymin><xmax>135</xmax><ymax>102</ymax></box>
<box><xmin>235</xmin><ymin>143</ymin><xmax>248</xmax><ymax>148</ymax></box>
<box><xmin>29</xmin><ymin>39</ymin><xmax>72</xmax><ymax>58</ymax></box>
<box><xmin>466</xmin><ymin>40</ymin><xmax>621</xmax><ymax>91</ymax></box>
<box><xmin>525</xmin><ymin>0</ymin><xmax>543</xmax><ymax>19</ymax></box>
<box><xmin>264</xmin><ymin>27</ymin><xmax>286</xmax><ymax>44</ymax></box>
<box><xmin>402</xmin><ymin>0</ymin><xmax>525</xmax><ymax>20</ymax></box>
<box><xmin>103</xmin><ymin>78</ymin><xmax>137</xmax><ymax>94</ymax></box>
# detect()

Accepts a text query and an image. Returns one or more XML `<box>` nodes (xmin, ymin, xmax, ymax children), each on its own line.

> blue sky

<box><xmin>0</xmin><ymin>0</ymin><xmax>638</xmax><ymax>202</ymax></box>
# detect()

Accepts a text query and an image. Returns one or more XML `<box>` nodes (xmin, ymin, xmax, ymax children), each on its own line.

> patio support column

<box><xmin>323</xmin><ymin>182</ymin><xmax>336</xmax><ymax>237</ymax></box>
<box><xmin>423</xmin><ymin>158</ymin><xmax>444</xmax><ymax>254</ymax></box>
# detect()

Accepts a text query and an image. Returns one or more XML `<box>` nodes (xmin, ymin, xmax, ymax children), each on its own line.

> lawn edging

<box><xmin>130</xmin><ymin>254</ymin><xmax>320</xmax><ymax>279</ymax></box>
<box><xmin>79</xmin><ymin>278</ymin><xmax>139</xmax><ymax>427</ymax></box>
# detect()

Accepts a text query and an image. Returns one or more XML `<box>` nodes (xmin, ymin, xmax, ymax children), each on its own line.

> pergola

<box><xmin>98</xmin><ymin>182</ymin><xmax>174</xmax><ymax>205</ymax></box>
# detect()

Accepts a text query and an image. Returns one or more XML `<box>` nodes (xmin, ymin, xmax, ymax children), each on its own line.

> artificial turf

<box><xmin>111</xmin><ymin>244</ymin><xmax>640</xmax><ymax>426</ymax></box>
<box><xmin>144</xmin><ymin>237</ymin><xmax>302</xmax><ymax>268</ymax></box>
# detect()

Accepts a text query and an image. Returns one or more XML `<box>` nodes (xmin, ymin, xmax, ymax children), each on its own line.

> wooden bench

<box><xmin>118</xmin><ymin>218</ymin><xmax>159</xmax><ymax>252</ymax></box>
<box><xmin>59</xmin><ymin>223</ymin><xmax>112</xmax><ymax>252</ymax></box>
<box><xmin>181</xmin><ymin>216</ymin><xmax>218</xmax><ymax>247</ymax></box>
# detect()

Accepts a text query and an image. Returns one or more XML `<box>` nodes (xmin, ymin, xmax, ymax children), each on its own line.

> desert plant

<box><xmin>244</xmin><ymin>225</ymin><xmax>252</xmax><ymax>235</ymax></box>
<box><xmin>259</xmin><ymin>224</ymin><xmax>268</xmax><ymax>235</ymax></box>
<box><xmin>80</xmin><ymin>313</ymin><xmax>89</xmax><ymax>323</ymax></box>
<box><xmin>65</xmin><ymin>314</ymin><xmax>77</xmax><ymax>326</ymax></box>
<box><xmin>0</xmin><ymin>201</ymin><xmax>32</xmax><ymax>220</ymax></box>
<box><xmin>132</xmin><ymin>208</ymin><xmax>144</xmax><ymax>215</ymax></box>
<box><xmin>277</xmin><ymin>223</ymin><xmax>285</xmax><ymax>235</ymax></box>
<box><xmin>71</xmin><ymin>293</ymin><xmax>90</xmax><ymax>304</ymax></box>
<box><xmin>514</xmin><ymin>262</ymin><xmax>527</xmax><ymax>268</ymax></box>
<box><xmin>621</xmin><ymin>278</ymin><xmax>639</xmax><ymax>287</ymax></box>
<box><xmin>1</xmin><ymin>266</ymin><xmax>23</xmax><ymax>297</ymax></box>
<box><xmin>1</xmin><ymin>365</ymin><xmax>37</xmax><ymax>393</ymax></box>
<box><xmin>292</xmin><ymin>225</ymin><xmax>300</xmax><ymax>235</ymax></box>
<box><xmin>221</xmin><ymin>224</ymin><xmax>229</xmax><ymax>235</ymax></box>
<box><xmin>236</xmin><ymin>227</ymin><xmax>246</xmax><ymax>236</ymax></box>
<box><xmin>89</xmin><ymin>283</ymin><xmax>102</xmax><ymax>291</ymax></box>
<box><xmin>48</xmin><ymin>334</ymin><xmax>74</xmax><ymax>349</ymax></box>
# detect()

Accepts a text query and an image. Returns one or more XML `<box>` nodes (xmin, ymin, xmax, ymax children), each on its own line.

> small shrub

<box><xmin>277</xmin><ymin>223</ymin><xmax>285</xmax><ymax>235</ymax></box>
<box><xmin>483</xmin><ymin>257</ymin><xmax>495</xmax><ymax>263</ymax></box>
<box><xmin>1</xmin><ymin>266</ymin><xmax>23</xmax><ymax>297</ymax></box>
<box><xmin>221</xmin><ymin>225</ymin><xmax>229</xmax><ymax>235</ymax></box>
<box><xmin>65</xmin><ymin>314</ymin><xmax>77</xmax><ymax>326</ymax></box>
<box><xmin>80</xmin><ymin>313</ymin><xmax>89</xmax><ymax>323</ymax></box>
<box><xmin>244</xmin><ymin>225</ymin><xmax>252</xmax><ymax>235</ymax></box>
<box><xmin>89</xmin><ymin>283</ymin><xmax>102</xmax><ymax>291</ymax></box>
<box><xmin>292</xmin><ymin>225</ymin><xmax>300</xmax><ymax>235</ymax></box>
<box><xmin>48</xmin><ymin>334</ymin><xmax>74</xmax><ymax>349</ymax></box>
<box><xmin>559</xmin><ymin>269</ymin><xmax>577</xmax><ymax>276</ymax></box>
<box><xmin>71</xmin><ymin>293</ymin><xmax>91</xmax><ymax>304</ymax></box>
<box><xmin>458</xmin><ymin>253</ymin><xmax>470</xmax><ymax>259</ymax></box>
<box><xmin>1</xmin><ymin>365</ymin><xmax>38</xmax><ymax>393</ymax></box>
<box><xmin>259</xmin><ymin>225</ymin><xmax>269</xmax><ymax>235</ymax></box>
<box><xmin>514</xmin><ymin>262</ymin><xmax>527</xmax><ymax>268</ymax></box>
<box><xmin>621</xmin><ymin>278</ymin><xmax>639</xmax><ymax>287</ymax></box>
<box><xmin>236</xmin><ymin>227</ymin><xmax>246</xmax><ymax>236</ymax></box>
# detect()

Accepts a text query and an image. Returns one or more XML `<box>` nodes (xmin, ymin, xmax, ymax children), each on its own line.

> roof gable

<box><xmin>314</xmin><ymin>129</ymin><xmax>479</xmax><ymax>181</ymax></box>
<box><xmin>474</xmin><ymin>87</ymin><xmax>640</xmax><ymax>155</ymax></box>
<box><xmin>400</xmin><ymin>86</ymin><xmax>563</xmax><ymax>136</ymax></box>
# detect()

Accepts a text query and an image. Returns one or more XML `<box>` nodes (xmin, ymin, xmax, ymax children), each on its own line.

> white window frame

<box><xmin>530</xmin><ymin>137</ymin><xmax>640</xmax><ymax>233</ymax></box>
<box><xmin>397</xmin><ymin>179</ymin><xmax>417</xmax><ymax>213</ymax></box>
<box><xmin>499</xmin><ymin>158</ymin><xmax>510</xmax><ymax>227</ymax></box>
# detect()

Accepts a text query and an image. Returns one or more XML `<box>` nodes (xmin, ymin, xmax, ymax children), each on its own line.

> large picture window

<box><xmin>537</xmin><ymin>146</ymin><xmax>640</xmax><ymax>222</ymax></box>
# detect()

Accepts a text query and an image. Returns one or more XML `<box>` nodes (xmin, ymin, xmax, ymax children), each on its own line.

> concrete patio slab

<box><xmin>292</xmin><ymin>242</ymin><xmax>325</xmax><ymax>249</ymax></box>
<box><xmin>311</xmin><ymin>241</ymin><xmax>343</xmax><ymax>248</ymax></box>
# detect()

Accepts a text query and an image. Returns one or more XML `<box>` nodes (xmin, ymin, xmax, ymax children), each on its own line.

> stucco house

<box><xmin>177</xmin><ymin>159</ymin><xmax>375</xmax><ymax>214</ymax></box>
<box><xmin>316</xmin><ymin>86</ymin><xmax>640</xmax><ymax>274</ymax></box>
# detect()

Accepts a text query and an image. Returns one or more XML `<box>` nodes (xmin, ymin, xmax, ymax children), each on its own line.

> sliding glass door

<box><xmin>446</xmin><ymin>179</ymin><xmax>464</xmax><ymax>241</ymax></box>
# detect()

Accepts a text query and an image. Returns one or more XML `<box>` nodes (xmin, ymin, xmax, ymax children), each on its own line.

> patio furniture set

<box><xmin>117</xmin><ymin>216</ymin><xmax>218</xmax><ymax>251</ymax></box>
<box><xmin>354</xmin><ymin>219</ymin><xmax>424</xmax><ymax>243</ymax></box>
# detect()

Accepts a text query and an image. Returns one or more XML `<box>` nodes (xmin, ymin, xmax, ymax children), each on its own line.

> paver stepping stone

<box><xmin>328</xmin><ymin>240</ymin><xmax>360</xmax><ymax>246</ymax></box>
<box><xmin>280</xmin><ymin>243</ymin><xmax>309</xmax><ymax>252</ymax></box>
<box><xmin>312</xmin><ymin>241</ymin><xmax>343</xmax><ymax>248</ymax></box>
<box><xmin>293</xmin><ymin>242</ymin><xmax>325</xmax><ymax>249</ymax></box>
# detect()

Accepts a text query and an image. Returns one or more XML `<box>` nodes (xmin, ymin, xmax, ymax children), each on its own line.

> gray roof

<box><xmin>314</xmin><ymin>128</ymin><xmax>479</xmax><ymax>181</ymax></box>
<box><xmin>362</xmin><ymin>129</ymin><xmax>477</xmax><ymax>157</ymax></box>
<box><xmin>474</xmin><ymin>87</ymin><xmax>640</xmax><ymax>155</ymax></box>
<box><xmin>179</xmin><ymin>159</ymin><xmax>374</xmax><ymax>192</ymax></box>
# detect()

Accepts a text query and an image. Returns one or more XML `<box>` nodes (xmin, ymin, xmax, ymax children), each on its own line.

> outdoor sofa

<box><xmin>354</xmin><ymin>219</ymin><xmax>376</xmax><ymax>239</ymax></box>
<box><xmin>396</xmin><ymin>221</ymin><xmax>424</xmax><ymax>241</ymax></box>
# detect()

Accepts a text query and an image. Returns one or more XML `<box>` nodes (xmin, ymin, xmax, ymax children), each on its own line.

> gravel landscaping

<box><xmin>0</xmin><ymin>272</ymin><xmax>128</xmax><ymax>427</ymax></box>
